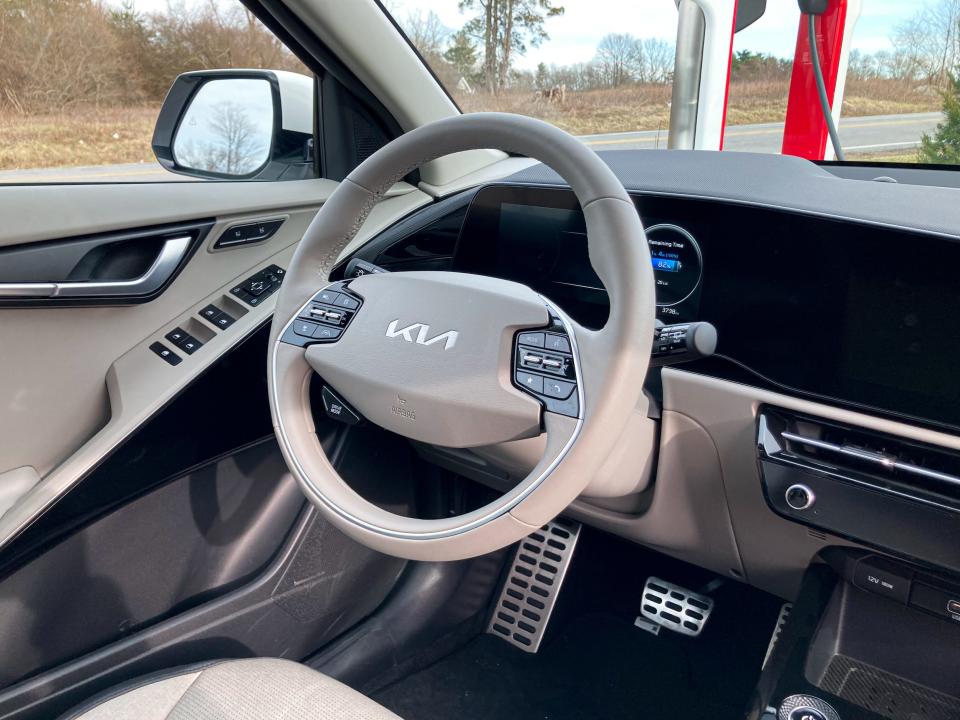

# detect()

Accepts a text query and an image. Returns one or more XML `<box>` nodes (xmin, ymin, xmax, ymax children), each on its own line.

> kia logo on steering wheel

<box><xmin>385</xmin><ymin>320</ymin><xmax>459</xmax><ymax>350</ymax></box>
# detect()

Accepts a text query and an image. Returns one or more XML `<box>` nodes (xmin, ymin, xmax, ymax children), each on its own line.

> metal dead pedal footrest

<box><xmin>762</xmin><ymin>602</ymin><xmax>793</xmax><ymax>670</ymax></box>
<box><xmin>638</xmin><ymin>576</ymin><xmax>714</xmax><ymax>637</ymax></box>
<box><xmin>487</xmin><ymin>519</ymin><xmax>581</xmax><ymax>652</ymax></box>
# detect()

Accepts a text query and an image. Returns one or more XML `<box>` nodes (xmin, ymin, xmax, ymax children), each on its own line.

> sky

<box><xmin>384</xmin><ymin>0</ymin><xmax>920</xmax><ymax>70</ymax></box>
<box><xmin>111</xmin><ymin>0</ymin><xmax>923</xmax><ymax>71</ymax></box>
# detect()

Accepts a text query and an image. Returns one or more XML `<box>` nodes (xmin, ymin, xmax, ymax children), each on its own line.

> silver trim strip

<box><xmin>270</xmin><ymin>285</ymin><xmax>586</xmax><ymax>541</ymax></box>
<box><xmin>781</xmin><ymin>431</ymin><xmax>960</xmax><ymax>489</ymax></box>
<box><xmin>0</xmin><ymin>235</ymin><xmax>191</xmax><ymax>299</ymax></box>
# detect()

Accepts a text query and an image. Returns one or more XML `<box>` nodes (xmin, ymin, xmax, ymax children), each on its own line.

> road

<box><xmin>579</xmin><ymin>111</ymin><xmax>943</xmax><ymax>154</ymax></box>
<box><xmin>0</xmin><ymin>111</ymin><xmax>943</xmax><ymax>184</ymax></box>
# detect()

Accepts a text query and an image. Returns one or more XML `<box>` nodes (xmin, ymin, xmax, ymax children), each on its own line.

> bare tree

<box><xmin>596</xmin><ymin>33</ymin><xmax>642</xmax><ymax>87</ymax></box>
<box><xmin>892</xmin><ymin>0</ymin><xmax>960</xmax><ymax>85</ymax></box>
<box><xmin>402</xmin><ymin>9</ymin><xmax>449</xmax><ymax>59</ymax></box>
<box><xmin>639</xmin><ymin>38</ymin><xmax>674</xmax><ymax>84</ymax></box>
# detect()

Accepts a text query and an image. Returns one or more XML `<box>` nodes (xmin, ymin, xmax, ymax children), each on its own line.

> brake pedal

<box><xmin>639</xmin><ymin>577</ymin><xmax>714</xmax><ymax>637</ymax></box>
<box><xmin>487</xmin><ymin>519</ymin><xmax>580</xmax><ymax>653</ymax></box>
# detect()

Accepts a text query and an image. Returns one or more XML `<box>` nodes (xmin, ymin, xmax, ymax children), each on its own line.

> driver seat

<box><xmin>61</xmin><ymin>658</ymin><xmax>400</xmax><ymax>720</ymax></box>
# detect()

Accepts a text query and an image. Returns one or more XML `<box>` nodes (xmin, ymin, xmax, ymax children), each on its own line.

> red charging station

<box><xmin>782</xmin><ymin>0</ymin><xmax>852</xmax><ymax>160</ymax></box>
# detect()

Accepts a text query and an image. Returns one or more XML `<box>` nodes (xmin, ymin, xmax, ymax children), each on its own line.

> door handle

<box><xmin>0</xmin><ymin>235</ymin><xmax>192</xmax><ymax>300</ymax></box>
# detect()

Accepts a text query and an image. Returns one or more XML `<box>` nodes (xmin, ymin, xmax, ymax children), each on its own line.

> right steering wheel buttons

<box><xmin>516</xmin><ymin>371</ymin><xmax>544</xmax><ymax>393</ymax></box>
<box><xmin>545</xmin><ymin>334</ymin><xmax>571</xmax><ymax>353</ymax></box>
<box><xmin>543</xmin><ymin>379</ymin><xmax>575</xmax><ymax>400</ymax></box>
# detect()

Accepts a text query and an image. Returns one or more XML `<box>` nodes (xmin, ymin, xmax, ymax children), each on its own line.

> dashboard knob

<box><xmin>785</xmin><ymin>484</ymin><xmax>815</xmax><ymax>511</ymax></box>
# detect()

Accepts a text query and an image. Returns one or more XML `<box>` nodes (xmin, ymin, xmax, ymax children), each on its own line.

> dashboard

<box><xmin>352</xmin><ymin>180</ymin><xmax>960</xmax><ymax>435</ymax></box>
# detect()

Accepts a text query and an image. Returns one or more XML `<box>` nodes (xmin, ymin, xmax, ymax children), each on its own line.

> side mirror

<box><xmin>152</xmin><ymin>69</ymin><xmax>314</xmax><ymax>181</ymax></box>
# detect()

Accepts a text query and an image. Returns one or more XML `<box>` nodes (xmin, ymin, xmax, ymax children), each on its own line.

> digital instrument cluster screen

<box><xmin>454</xmin><ymin>185</ymin><xmax>703</xmax><ymax>327</ymax></box>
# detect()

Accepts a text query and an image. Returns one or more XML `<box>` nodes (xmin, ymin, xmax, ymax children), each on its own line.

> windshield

<box><xmin>385</xmin><ymin>0</ymin><xmax>953</xmax><ymax>167</ymax></box>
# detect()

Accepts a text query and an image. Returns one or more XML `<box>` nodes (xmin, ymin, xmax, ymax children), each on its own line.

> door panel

<box><xmin>0</xmin><ymin>179</ymin><xmax>430</xmax><ymax>548</ymax></box>
<box><xmin>0</xmin><ymin>438</ymin><xmax>304</xmax><ymax>689</ymax></box>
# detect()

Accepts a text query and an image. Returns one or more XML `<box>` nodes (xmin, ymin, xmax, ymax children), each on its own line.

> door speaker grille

<box><xmin>486</xmin><ymin>519</ymin><xmax>580</xmax><ymax>653</ymax></box>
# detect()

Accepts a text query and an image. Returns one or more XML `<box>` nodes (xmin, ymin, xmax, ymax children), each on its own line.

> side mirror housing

<box><xmin>152</xmin><ymin>69</ymin><xmax>314</xmax><ymax>181</ymax></box>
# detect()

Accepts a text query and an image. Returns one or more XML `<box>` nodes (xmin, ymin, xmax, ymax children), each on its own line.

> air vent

<box><xmin>756</xmin><ymin>407</ymin><xmax>960</xmax><ymax>572</ymax></box>
<box><xmin>759</xmin><ymin>407</ymin><xmax>960</xmax><ymax>508</ymax></box>
<box><xmin>487</xmin><ymin>519</ymin><xmax>580</xmax><ymax>653</ymax></box>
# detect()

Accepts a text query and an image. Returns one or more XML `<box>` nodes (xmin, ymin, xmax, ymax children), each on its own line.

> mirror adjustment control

<box><xmin>230</xmin><ymin>264</ymin><xmax>285</xmax><ymax>306</ymax></box>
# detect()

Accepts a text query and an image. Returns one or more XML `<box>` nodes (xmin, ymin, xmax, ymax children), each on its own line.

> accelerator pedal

<box><xmin>487</xmin><ymin>519</ymin><xmax>581</xmax><ymax>653</ymax></box>
<box><xmin>639</xmin><ymin>576</ymin><xmax>714</xmax><ymax>637</ymax></box>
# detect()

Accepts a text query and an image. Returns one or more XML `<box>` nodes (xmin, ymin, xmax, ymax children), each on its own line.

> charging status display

<box><xmin>646</xmin><ymin>224</ymin><xmax>703</xmax><ymax>307</ymax></box>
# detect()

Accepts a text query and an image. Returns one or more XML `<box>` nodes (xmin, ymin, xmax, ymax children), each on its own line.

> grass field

<box><xmin>0</xmin><ymin>79</ymin><xmax>942</xmax><ymax>171</ymax></box>
<box><xmin>0</xmin><ymin>105</ymin><xmax>160</xmax><ymax>171</ymax></box>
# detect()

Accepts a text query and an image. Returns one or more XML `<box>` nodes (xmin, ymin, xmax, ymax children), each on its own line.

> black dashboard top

<box><xmin>507</xmin><ymin>150</ymin><xmax>960</xmax><ymax>244</ymax></box>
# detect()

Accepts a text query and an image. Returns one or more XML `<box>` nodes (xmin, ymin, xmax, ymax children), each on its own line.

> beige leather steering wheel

<box><xmin>268</xmin><ymin>112</ymin><xmax>655</xmax><ymax>560</ymax></box>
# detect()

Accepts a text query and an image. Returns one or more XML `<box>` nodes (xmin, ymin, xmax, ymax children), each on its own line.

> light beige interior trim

<box><xmin>0</xmin><ymin>467</ymin><xmax>40</xmax><ymax>520</ymax></box>
<box><xmin>0</xmin><ymin>184</ymin><xmax>430</xmax><ymax>552</ymax></box>
<box><xmin>417</xmin><ymin>157</ymin><xmax>541</xmax><ymax>198</ymax></box>
<box><xmin>655</xmin><ymin>368</ymin><xmax>960</xmax><ymax>598</ymax></box>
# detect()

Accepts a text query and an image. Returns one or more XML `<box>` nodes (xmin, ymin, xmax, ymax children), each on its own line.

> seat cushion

<box><xmin>64</xmin><ymin>658</ymin><xmax>400</xmax><ymax>720</ymax></box>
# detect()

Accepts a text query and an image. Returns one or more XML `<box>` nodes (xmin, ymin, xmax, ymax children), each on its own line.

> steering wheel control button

<box><xmin>150</xmin><ymin>342</ymin><xmax>182</xmax><ymax>366</ymax></box>
<box><xmin>294</xmin><ymin>320</ymin><xmax>320</xmax><ymax>338</ymax></box>
<box><xmin>281</xmin><ymin>283</ymin><xmax>362</xmax><ymax>348</ymax></box>
<box><xmin>543</xmin><ymin>379</ymin><xmax>576</xmax><ymax>400</ymax></box>
<box><xmin>516</xmin><ymin>372</ymin><xmax>544</xmax><ymax>394</ymax></box>
<box><xmin>544</xmin><ymin>334</ymin><xmax>571</xmax><ymax>353</ymax></box>
<box><xmin>313</xmin><ymin>326</ymin><xmax>343</xmax><ymax>341</ymax></box>
<box><xmin>334</xmin><ymin>294</ymin><xmax>360</xmax><ymax>310</ymax></box>
<box><xmin>513</xmin><ymin>321</ymin><xmax>580</xmax><ymax>418</ymax></box>
<box><xmin>785</xmin><ymin>484</ymin><xmax>815</xmax><ymax>511</ymax></box>
<box><xmin>518</xmin><ymin>332</ymin><xmax>545</xmax><ymax>348</ymax></box>
<box><xmin>321</xmin><ymin>386</ymin><xmax>361</xmax><ymax>425</ymax></box>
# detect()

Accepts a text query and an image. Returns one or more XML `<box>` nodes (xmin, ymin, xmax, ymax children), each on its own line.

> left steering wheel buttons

<box><xmin>294</xmin><ymin>320</ymin><xmax>319</xmax><ymax>338</ymax></box>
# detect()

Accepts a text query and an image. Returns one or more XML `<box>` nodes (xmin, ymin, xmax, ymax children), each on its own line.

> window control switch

<box><xmin>165</xmin><ymin>327</ymin><xmax>202</xmax><ymax>354</ymax></box>
<box><xmin>199</xmin><ymin>304</ymin><xmax>222</xmax><ymax>323</ymax></box>
<box><xmin>213</xmin><ymin>312</ymin><xmax>236</xmax><ymax>330</ymax></box>
<box><xmin>150</xmin><ymin>342</ymin><xmax>182</xmax><ymax>366</ymax></box>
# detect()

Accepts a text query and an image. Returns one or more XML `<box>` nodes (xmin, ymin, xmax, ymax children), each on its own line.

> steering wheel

<box><xmin>268</xmin><ymin>113</ymin><xmax>655</xmax><ymax>561</ymax></box>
